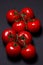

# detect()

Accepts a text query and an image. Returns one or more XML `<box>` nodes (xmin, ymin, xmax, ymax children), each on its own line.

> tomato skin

<box><xmin>6</xmin><ymin>42</ymin><xmax>21</xmax><ymax>57</ymax></box>
<box><xmin>12</xmin><ymin>20</ymin><xmax>26</xmax><ymax>33</ymax></box>
<box><xmin>20</xmin><ymin>7</ymin><xmax>34</xmax><ymax>21</ymax></box>
<box><xmin>6</xmin><ymin>9</ymin><xmax>19</xmax><ymax>23</ymax></box>
<box><xmin>21</xmin><ymin>44</ymin><xmax>36</xmax><ymax>59</ymax></box>
<box><xmin>27</xmin><ymin>18</ymin><xmax>41</xmax><ymax>33</ymax></box>
<box><xmin>2</xmin><ymin>28</ymin><xmax>16</xmax><ymax>44</ymax></box>
<box><xmin>17</xmin><ymin>31</ymin><xmax>32</xmax><ymax>47</ymax></box>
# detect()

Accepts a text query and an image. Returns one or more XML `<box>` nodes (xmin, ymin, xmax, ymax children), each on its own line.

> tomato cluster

<box><xmin>2</xmin><ymin>7</ymin><xmax>41</xmax><ymax>60</ymax></box>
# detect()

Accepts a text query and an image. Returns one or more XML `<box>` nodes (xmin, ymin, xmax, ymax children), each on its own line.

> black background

<box><xmin>0</xmin><ymin>0</ymin><xmax>43</xmax><ymax>65</ymax></box>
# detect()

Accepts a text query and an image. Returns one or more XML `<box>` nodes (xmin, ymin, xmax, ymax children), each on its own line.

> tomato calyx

<box><xmin>21</xmin><ymin>13</ymin><xmax>26</xmax><ymax>20</ymax></box>
<box><xmin>14</xmin><ymin>11</ymin><xmax>18</xmax><ymax>15</ymax></box>
<box><xmin>14</xmin><ymin>43</ymin><xmax>18</xmax><ymax>46</ymax></box>
<box><xmin>21</xmin><ymin>13</ymin><xmax>26</xmax><ymax>17</ymax></box>
<box><xmin>8</xmin><ymin>33</ymin><xmax>14</xmax><ymax>38</ymax></box>
<box><xmin>28</xmin><ymin>18</ymin><xmax>35</xmax><ymax>22</ymax></box>
<box><xmin>20</xmin><ymin>35</ymin><xmax>26</xmax><ymax>47</ymax></box>
<box><xmin>8</xmin><ymin>32</ymin><xmax>15</xmax><ymax>41</ymax></box>
<box><xmin>14</xmin><ymin>19</ymin><xmax>21</xmax><ymax>22</ymax></box>
<box><xmin>20</xmin><ymin>35</ymin><xmax>25</xmax><ymax>40</ymax></box>
<box><xmin>18</xmin><ymin>35</ymin><xmax>26</xmax><ymax>47</ymax></box>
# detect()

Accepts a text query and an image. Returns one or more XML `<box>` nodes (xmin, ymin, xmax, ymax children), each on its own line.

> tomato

<box><xmin>12</xmin><ymin>20</ymin><xmax>26</xmax><ymax>33</ymax></box>
<box><xmin>20</xmin><ymin>7</ymin><xmax>34</xmax><ymax>21</ymax></box>
<box><xmin>6</xmin><ymin>41</ymin><xmax>21</xmax><ymax>57</ymax></box>
<box><xmin>2</xmin><ymin>28</ymin><xmax>16</xmax><ymax>44</ymax></box>
<box><xmin>21</xmin><ymin>44</ymin><xmax>36</xmax><ymax>59</ymax></box>
<box><xmin>6</xmin><ymin>9</ymin><xmax>20</xmax><ymax>23</ymax></box>
<box><xmin>17</xmin><ymin>31</ymin><xmax>32</xmax><ymax>47</ymax></box>
<box><xmin>27</xmin><ymin>18</ymin><xmax>41</xmax><ymax>33</ymax></box>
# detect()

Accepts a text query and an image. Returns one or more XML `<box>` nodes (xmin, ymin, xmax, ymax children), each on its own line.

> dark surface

<box><xmin>0</xmin><ymin>0</ymin><xmax>43</xmax><ymax>65</ymax></box>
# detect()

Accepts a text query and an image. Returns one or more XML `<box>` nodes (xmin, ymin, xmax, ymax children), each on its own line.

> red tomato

<box><xmin>17</xmin><ymin>31</ymin><xmax>32</xmax><ymax>47</ymax></box>
<box><xmin>12</xmin><ymin>20</ymin><xmax>26</xmax><ymax>33</ymax></box>
<box><xmin>20</xmin><ymin>7</ymin><xmax>34</xmax><ymax>21</ymax></box>
<box><xmin>6</xmin><ymin>42</ymin><xmax>21</xmax><ymax>57</ymax></box>
<box><xmin>2</xmin><ymin>28</ymin><xmax>16</xmax><ymax>44</ymax></box>
<box><xmin>6</xmin><ymin>9</ymin><xmax>20</xmax><ymax>23</ymax></box>
<box><xmin>21</xmin><ymin>44</ymin><xmax>36</xmax><ymax>59</ymax></box>
<box><xmin>27</xmin><ymin>18</ymin><xmax>41</xmax><ymax>33</ymax></box>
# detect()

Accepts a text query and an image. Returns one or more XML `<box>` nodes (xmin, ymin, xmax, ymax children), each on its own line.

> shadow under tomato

<box><xmin>42</xmin><ymin>27</ymin><xmax>43</xmax><ymax>35</ymax></box>
<box><xmin>2</xmin><ymin>41</ymin><xmax>7</xmax><ymax>47</ymax></box>
<box><xmin>22</xmin><ymin>53</ymin><xmax>38</xmax><ymax>64</ymax></box>
<box><xmin>7</xmin><ymin>21</ymin><xmax>14</xmax><ymax>26</ymax></box>
<box><xmin>7</xmin><ymin>54</ymin><xmax>21</xmax><ymax>63</ymax></box>
<box><xmin>31</xmin><ymin>40</ymin><xmax>35</xmax><ymax>46</ymax></box>
<box><xmin>31</xmin><ymin>26</ymin><xmax>42</xmax><ymax>37</ymax></box>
